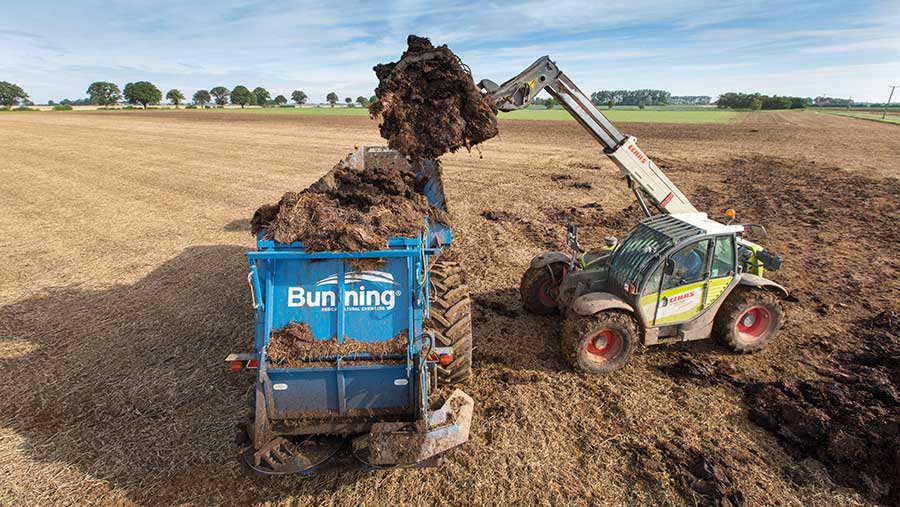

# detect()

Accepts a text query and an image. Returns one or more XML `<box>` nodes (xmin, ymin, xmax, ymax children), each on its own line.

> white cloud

<box><xmin>1</xmin><ymin>0</ymin><xmax>898</xmax><ymax>103</ymax></box>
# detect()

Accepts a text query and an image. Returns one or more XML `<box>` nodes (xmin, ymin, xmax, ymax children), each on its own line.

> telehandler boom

<box><xmin>479</xmin><ymin>56</ymin><xmax>696</xmax><ymax>217</ymax></box>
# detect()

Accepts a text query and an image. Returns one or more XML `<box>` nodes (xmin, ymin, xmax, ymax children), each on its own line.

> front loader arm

<box><xmin>480</xmin><ymin>56</ymin><xmax>696</xmax><ymax>215</ymax></box>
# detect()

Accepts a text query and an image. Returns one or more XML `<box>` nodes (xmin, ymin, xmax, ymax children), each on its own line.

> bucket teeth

<box><xmin>242</xmin><ymin>436</ymin><xmax>341</xmax><ymax>476</ymax></box>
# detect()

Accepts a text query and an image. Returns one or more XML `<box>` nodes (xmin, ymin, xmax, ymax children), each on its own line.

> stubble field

<box><xmin>1</xmin><ymin>110</ymin><xmax>899</xmax><ymax>506</ymax></box>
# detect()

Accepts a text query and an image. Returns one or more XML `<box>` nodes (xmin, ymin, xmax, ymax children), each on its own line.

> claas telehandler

<box><xmin>479</xmin><ymin>57</ymin><xmax>788</xmax><ymax>374</ymax></box>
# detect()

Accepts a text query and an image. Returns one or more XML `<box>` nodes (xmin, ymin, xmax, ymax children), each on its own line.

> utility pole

<box><xmin>883</xmin><ymin>86</ymin><xmax>897</xmax><ymax>120</ymax></box>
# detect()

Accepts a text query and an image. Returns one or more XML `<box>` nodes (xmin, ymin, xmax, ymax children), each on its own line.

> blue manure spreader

<box><xmin>226</xmin><ymin>146</ymin><xmax>474</xmax><ymax>475</ymax></box>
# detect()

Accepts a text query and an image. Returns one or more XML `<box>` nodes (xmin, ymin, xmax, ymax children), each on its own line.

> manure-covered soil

<box><xmin>1</xmin><ymin>110</ymin><xmax>899</xmax><ymax>506</ymax></box>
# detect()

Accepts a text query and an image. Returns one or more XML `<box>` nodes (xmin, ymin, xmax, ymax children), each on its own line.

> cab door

<box><xmin>704</xmin><ymin>235</ymin><xmax>737</xmax><ymax>309</ymax></box>
<box><xmin>652</xmin><ymin>239</ymin><xmax>710</xmax><ymax>325</ymax></box>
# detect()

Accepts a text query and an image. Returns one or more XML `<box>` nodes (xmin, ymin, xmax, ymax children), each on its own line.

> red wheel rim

<box><xmin>535</xmin><ymin>278</ymin><xmax>556</xmax><ymax>307</ymax></box>
<box><xmin>736</xmin><ymin>305</ymin><xmax>772</xmax><ymax>342</ymax></box>
<box><xmin>534</xmin><ymin>266</ymin><xmax>565</xmax><ymax>308</ymax></box>
<box><xmin>585</xmin><ymin>329</ymin><xmax>623</xmax><ymax>363</ymax></box>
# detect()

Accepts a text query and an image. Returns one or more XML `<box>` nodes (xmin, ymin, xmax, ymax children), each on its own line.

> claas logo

<box><xmin>627</xmin><ymin>144</ymin><xmax>647</xmax><ymax>164</ymax></box>
<box><xmin>661</xmin><ymin>290</ymin><xmax>695</xmax><ymax>307</ymax></box>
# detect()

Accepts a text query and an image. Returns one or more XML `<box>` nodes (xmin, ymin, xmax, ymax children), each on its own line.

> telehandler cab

<box><xmin>480</xmin><ymin>57</ymin><xmax>787</xmax><ymax>373</ymax></box>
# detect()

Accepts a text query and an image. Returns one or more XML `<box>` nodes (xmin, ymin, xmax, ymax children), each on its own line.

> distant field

<box><xmin>80</xmin><ymin>105</ymin><xmax>741</xmax><ymax>123</ymax></box>
<box><xmin>218</xmin><ymin>105</ymin><xmax>743</xmax><ymax>123</ymax></box>
<box><xmin>827</xmin><ymin>111</ymin><xmax>900</xmax><ymax>125</ymax></box>
<box><xmin>212</xmin><ymin>106</ymin><xmax>373</xmax><ymax>115</ymax></box>
<box><xmin>499</xmin><ymin>107</ymin><xmax>742</xmax><ymax>123</ymax></box>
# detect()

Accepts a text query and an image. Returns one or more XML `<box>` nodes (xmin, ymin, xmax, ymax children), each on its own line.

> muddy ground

<box><xmin>0</xmin><ymin>110</ymin><xmax>898</xmax><ymax>506</ymax></box>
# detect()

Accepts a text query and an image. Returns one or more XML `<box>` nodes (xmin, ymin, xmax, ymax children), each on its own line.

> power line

<box><xmin>884</xmin><ymin>86</ymin><xmax>898</xmax><ymax>120</ymax></box>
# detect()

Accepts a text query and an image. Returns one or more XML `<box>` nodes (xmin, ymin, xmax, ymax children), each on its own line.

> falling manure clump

<box><xmin>369</xmin><ymin>34</ymin><xmax>499</xmax><ymax>160</ymax></box>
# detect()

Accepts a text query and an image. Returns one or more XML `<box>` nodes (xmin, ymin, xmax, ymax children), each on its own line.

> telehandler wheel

<box><xmin>425</xmin><ymin>260</ymin><xmax>473</xmax><ymax>384</ymax></box>
<box><xmin>561</xmin><ymin>310</ymin><xmax>638</xmax><ymax>374</ymax></box>
<box><xmin>714</xmin><ymin>288</ymin><xmax>784</xmax><ymax>353</ymax></box>
<box><xmin>520</xmin><ymin>262</ymin><xmax>567</xmax><ymax>314</ymax></box>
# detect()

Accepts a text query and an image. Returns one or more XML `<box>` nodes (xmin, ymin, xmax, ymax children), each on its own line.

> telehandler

<box><xmin>479</xmin><ymin>57</ymin><xmax>787</xmax><ymax>374</ymax></box>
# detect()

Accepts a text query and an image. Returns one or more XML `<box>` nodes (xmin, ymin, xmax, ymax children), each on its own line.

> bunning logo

<box><xmin>288</xmin><ymin>271</ymin><xmax>400</xmax><ymax>311</ymax></box>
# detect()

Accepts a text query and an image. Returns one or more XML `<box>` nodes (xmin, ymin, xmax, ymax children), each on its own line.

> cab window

<box><xmin>711</xmin><ymin>236</ymin><xmax>735</xmax><ymax>278</ymax></box>
<box><xmin>643</xmin><ymin>262</ymin><xmax>664</xmax><ymax>296</ymax></box>
<box><xmin>662</xmin><ymin>239</ymin><xmax>710</xmax><ymax>291</ymax></box>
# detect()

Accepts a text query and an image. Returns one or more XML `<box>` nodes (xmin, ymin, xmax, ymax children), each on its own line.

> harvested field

<box><xmin>1</xmin><ymin>110</ymin><xmax>899</xmax><ymax>506</ymax></box>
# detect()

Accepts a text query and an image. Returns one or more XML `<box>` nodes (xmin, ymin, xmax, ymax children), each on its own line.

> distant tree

<box><xmin>369</xmin><ymin>95</ymin><xmax>376</xmax><ymax>104</ymax></box>
<box><xmin>356</xmin><ymin>96</ymin><xmax>369</xmax><ymax>108</ymax></box>
<box><xmin>166</xmin><ymin>89</ymin><xmax>185</xmax><ymax>108</ymax></box>
<box><xmin>252</xmin><ymin>87</ymin><xmax>270</xmax><ymax>107</ymax></box>
<box><xmin>814</xmin><ymin>96</ymin><xmax>852</xmax><ymax>107</ymax></box>
<box><xmin>86</xmin><ymin>82</ymin><xmax>121</xmax><ymax>106</ymax></box>
<box><xmin>274</xmin><ymin>94</ymin><xmax>287</xmax><ymax>106</ymax></box>
<box><xmin>670</xmin><ymin>95</ymin><xmax>711</xmax><ymax>105</ymax></box>
<box><xmin>291</xmin><ymin>90</ymin><xmax>308</xmax><ymax>105</ymax></box>
<box><xmin>0</xmin><ymin>81</ymin><xmax>29</xmax><ymax>109</ymax></box>
<box><xmin>210</xmin><ymin>86</ymin><xmax>230</xmax><ymax>105</ymax></box>
<box><xmin>591</xmin><ymin>89</ymin><xmax>670</xmax><ymax>106</ymax></box>
<box><xmin>193</xmin><ymin>89</ymin><xmax>211</xmax><ymax>107</ymax></box>
<box><xmin>344</xmin><ymin>97</ymin><xmax>353</xmax><ymax>108</ymax></box>
<box><xmin>638</xmin><ymin>100</ymin><xmax>647</xmax><ymax>110</ymax></box>
<box><xmin>544</xmin><ymin>97</ymin><xmax>558</xmax><ymax>109</ymax></box>
<box><xmin>749</xmin><ymin>97</ymin><xmax>763</xmax><ymax>111</ymax></box>
<box><xmin>326</xmin><ymin>92</ymin><xmax>339</xmax><ymax>107</ymax></box>
<box><xmin>790</xmin><ymin>97</ymin><xmax>811</xmax><ymax>109</ymax></box>
<box><xmin>231</xmin><ymin>86</ymin><xmax>254</xmax><ymax>108</ymax></box>
<box><xmin>607</xmin><ymin>99</ymin><xmax>616</xmax><ymax>109</ymax></box>
<box><xmin>48</xmin><ymin>100</ymin><xmax>55</xmax><ymax>106</ymax></box>
<box><xmin>123</xmin><ymin>81</ymin><xmax>162</xmax><ymax>109</ymax></box>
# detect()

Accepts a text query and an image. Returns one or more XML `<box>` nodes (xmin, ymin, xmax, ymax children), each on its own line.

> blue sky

<box><xmin>2</xmin><ymin>0</ymin><xmax>899</xmax><ymax>103</ymax></box>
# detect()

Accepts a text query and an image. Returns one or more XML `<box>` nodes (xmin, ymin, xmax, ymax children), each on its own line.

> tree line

<box><xmin>590</xmin><ymin>89</ymin><xmax>672</xmax><ymax>106</ymax></box>
<box><xmin>4</xmin><ymin>78</ymin><xmax>862</xmax><ymax>113</ymax></box>
<box><xmin>83</xmin><ymin>81</ymin><xmax>376</xmax><ymax>109</ymax></box>
<box><xmin>669</xmin><ymin>96</ymin><xmax>711</xmax><ymax>105</ymax></box>
<box><xmin>715</xmin><ymin>92</ymin><xmax>810</xmax><ymax>110</ymax></box>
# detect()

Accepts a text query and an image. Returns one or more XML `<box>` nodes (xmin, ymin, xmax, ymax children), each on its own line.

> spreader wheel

<box><xmin>714</xmin><ymin>287</ymin><xmax>784</xmax><ymax>353</ymax></box>
<box><xmin>519</xmin><ymin>262</ymin><xmax>567</xmax><ymax>314</ymax></box>
<box><xmin>561</xmin><ymin>310</ymin><xmax>638</xmax><ymax>374</ymax></box>
<box><xmin>425</xmin><ymin>260</ymin><xmax>473</xmax><ymax>384</ymax></box>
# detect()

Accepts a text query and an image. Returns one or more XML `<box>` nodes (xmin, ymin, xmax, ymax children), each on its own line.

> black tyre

<box><xmin>561</xmin><ymin>311</ymin><xmax>638</xmax><ymax>374</ymax></box>
<box><xmin>714</xmin><ymin>287</ymin><xmax>784</xmax><ymax>353</ymax></box>
<box><xmin>519</xmin><ymin>262</ymin><xmax>567</xmax><ymax>315</ymax></box>
<box><xmin>425</xmin><ymin>260</ymin><xmax>473</xmax><ymax>384</ymax></box>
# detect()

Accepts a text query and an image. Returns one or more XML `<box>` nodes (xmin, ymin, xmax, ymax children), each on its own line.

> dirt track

<box><xmin>1</xmin><ymin>110</ymin><xmax>898</xmax><ymax>506</ymax></box>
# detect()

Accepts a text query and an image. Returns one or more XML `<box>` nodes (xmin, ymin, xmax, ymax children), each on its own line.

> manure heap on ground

<box><xmin>369</xmin><ymin>34</ymin><xmax>499</xmax><ymax>160</ymax></box>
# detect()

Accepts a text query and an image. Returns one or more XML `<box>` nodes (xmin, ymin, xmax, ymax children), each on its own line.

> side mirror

<box><xmin>566</xmin><ymin>223</ymin><xmax>583</xmax><ymax>252</ymax></box>
<box><xmin>663</xmin><ymin>258</ymin><xmax>676</xmax><ymax>276</ymax></box>
<box><xmin>744</xmin><ymin>224</ymin><xmax>768</xmax><ymax>240</ymax></box>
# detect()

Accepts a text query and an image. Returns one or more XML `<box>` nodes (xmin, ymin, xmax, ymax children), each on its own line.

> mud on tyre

<box><xmin>714</xmin><ymin>287</ymin><xmax>784</xmax><ymax>353</ymax></box>
<box><xmin>425</xmin><ymin>259</ymin><xmax>473</xmax><ymax>384</ymax></box>
<box><xmin>519</xmin><ymin>262</ymin><xmax>566</xmax><ymax>315</ymax></box>
<box><xmin>561</xmin><ymin>310</ymin><xmax>638</xmax><ymax>374</ymax></box>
